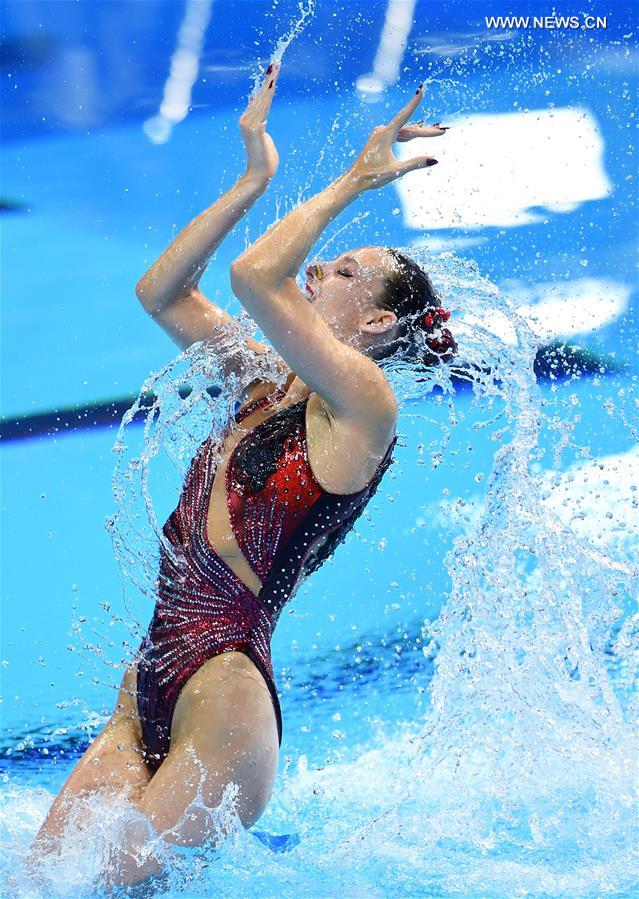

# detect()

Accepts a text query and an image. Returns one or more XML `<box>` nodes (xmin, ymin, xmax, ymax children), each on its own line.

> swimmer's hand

<box><xmin>239</xmin><ymin>62</ymin><xmax>281</xmax><ymax>183</ymax></box>
<box><xmin>346</xmin><ymin>85</ymin><xmax>446</xmax><ymax>191</ymax></box>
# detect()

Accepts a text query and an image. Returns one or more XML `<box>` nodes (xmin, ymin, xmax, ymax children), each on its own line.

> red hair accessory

<box><xmin>415</xmin><ymin>306</ymin><xmax>456</xmax><ymax>360</ymax></box>
<box><xmin>416</xmin><ymin>307</ymin><xmax>451</xmax><ymax>329</ymax></box>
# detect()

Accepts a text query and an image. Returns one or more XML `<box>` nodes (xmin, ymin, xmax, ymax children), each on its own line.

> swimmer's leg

<box><xmin>102</xmin><ymin>652</ymin><xmax>280</xmax><ymax>887</ymax></box>
<box><xmin>28</xmin><ymin>663</ymin><xmax>152</xmax><ymax>857</ymax></box>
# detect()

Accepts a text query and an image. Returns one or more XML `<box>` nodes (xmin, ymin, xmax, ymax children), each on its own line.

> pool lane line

<box><xmin>0</xmin><ymin>344</ymin><xmax>620</xmax><ymax>444</ymax></box>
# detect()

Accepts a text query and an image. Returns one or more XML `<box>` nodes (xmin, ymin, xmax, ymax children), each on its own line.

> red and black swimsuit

<box><xmin>136</xmin><ymin>388</ymin><xmax>397</xmax><ymax>771</ymax></box>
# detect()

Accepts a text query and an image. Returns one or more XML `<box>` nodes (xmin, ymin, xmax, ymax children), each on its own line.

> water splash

<box><xmin>104</xmin><ymin>315</ymin><xmax>288</xmax><ymax>640</ymax></box>
<box><xmin>326</xmin><ymin>250</ymin><xmax>639</xmax><ymax>896</ymax></box>
<box><xmin>248</xmin><ymin>0</ymin><xmax>316</xmax><ymax>100</ymax></box>
<box><xmin>2</xmin><ymin>780</ymin><xmax>251</xmax><ymax>897</ymax></box>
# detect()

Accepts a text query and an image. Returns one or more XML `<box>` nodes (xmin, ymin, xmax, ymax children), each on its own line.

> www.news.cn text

<box><xmin>485</xmin><ymin>14</ymin><xmax>608</xmax><ymax>30</ymax></box>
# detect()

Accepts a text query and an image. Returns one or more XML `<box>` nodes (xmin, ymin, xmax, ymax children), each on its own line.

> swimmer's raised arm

<box><xmin>230</xmin><ymin>85</ymin><xmax>441</xmax><ymax>430</ymax></box>
<box><xmin>135</xmin><ymin>64</ymin><xmax>280</xmax><ymax>359</ymax></box>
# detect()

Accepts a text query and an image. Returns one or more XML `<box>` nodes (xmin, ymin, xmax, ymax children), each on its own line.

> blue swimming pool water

<box><xmin>1</xmin><ymin>1</ymin><xmax>638</xmax><ymax>896</ymax></box>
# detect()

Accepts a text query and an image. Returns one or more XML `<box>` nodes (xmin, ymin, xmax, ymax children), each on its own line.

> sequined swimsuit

<box><xmin>136</xmin><ymin>388</ymin><xmax>397</xmax><ymax>771</ymax></box>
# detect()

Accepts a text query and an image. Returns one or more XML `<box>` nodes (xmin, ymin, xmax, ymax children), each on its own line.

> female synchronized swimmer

<box><xmin>30</xmin><ymin>61</ymin><xmax>455</xmax><ymax>886</ymax></box>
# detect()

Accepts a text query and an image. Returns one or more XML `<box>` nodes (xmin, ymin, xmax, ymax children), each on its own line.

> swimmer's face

<box><xmin>303</xmin><ymin>245</ymin><xmax>398</xmax><ymax>346</ymax></box>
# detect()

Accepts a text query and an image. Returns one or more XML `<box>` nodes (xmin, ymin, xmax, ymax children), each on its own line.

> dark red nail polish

<box><xmin>427</xmin><ymin>159</ymin><xmax>438</xmax><ymax>166</ymax></box>
<box><xmin>266</xmin><ymin>64</ymin><xmax>273</xmax><ymax>75</ymax></box>
<box><xmin>268</xmin><ymin>80</ymin><xmax>274</xmax><ymax>88</ymax></box>
<box><xmin>415</xmin><ymin>83</ymin><xmax>423</xmax><ymax>93</ymax></box>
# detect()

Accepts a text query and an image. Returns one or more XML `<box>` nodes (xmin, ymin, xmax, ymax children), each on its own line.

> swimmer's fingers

<box><xmin>241</xmin><ymin>61</ymin><xmax>280</xmax><ymax>127</ymax></box>
<box><xmin>386</xmin><ymin>85</ymin><xmax>425</xmax><ymax>139</ymax></box>
<box><xmin>396</xmin><ymin>121</ymin><xmax>450</xmax><ymax>142</ymax></box>
<box><xmin>239</xmin><ymin>62</ymin><xmax>280</xmax><ymax>181</ymax></box>
<box><xmin>255</xmin><ymin>61</ymin><xmax>280</xmax><ymax>121</ymax></box>
<box><xmin>393</xmin><ymin>155</ymin><xmax>439</xmax><ymax>177</ymax></box>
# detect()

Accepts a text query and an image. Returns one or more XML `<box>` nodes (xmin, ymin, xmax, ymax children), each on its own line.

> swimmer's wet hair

<box><xmin>373</xmin><ymin>248</ymin><xmax>457</xmax><ymax>366</ymax></box>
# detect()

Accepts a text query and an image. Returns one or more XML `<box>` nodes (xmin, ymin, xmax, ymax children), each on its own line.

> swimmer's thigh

<box><xmin>136</xmin><ymin>652</ymin><xmax>279</xmax><ymax>847</ymax></box>
<box><xmin>33</xmin><ymin>664</ymin><xmax>152</xmax><ymax>847</ymax></box>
